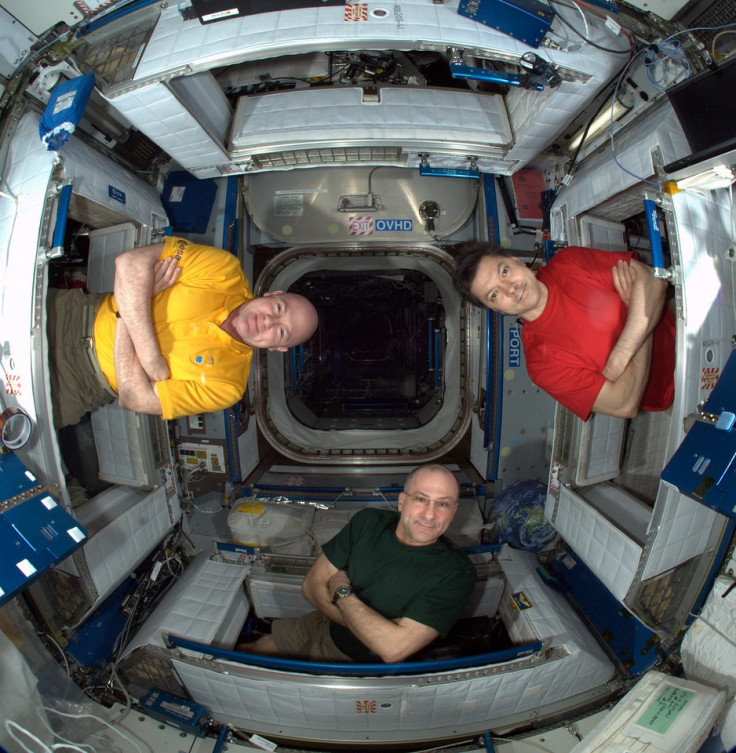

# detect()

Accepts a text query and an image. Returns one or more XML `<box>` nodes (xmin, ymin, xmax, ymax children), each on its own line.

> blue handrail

<box><xmin>165</xmin><ymin>633</ymin><xmax>544</xmax><ymax>677</ymax></box>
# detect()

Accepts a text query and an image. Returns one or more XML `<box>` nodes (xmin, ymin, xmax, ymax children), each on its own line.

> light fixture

<box><xmin>568</xmin><ymin>98</ymin><xmax>631</xmax><ymax>152</ymax></box>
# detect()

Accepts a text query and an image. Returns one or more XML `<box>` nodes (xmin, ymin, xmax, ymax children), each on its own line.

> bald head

<box><xmin>226</xmin><ymin>291</ymin><xmax>318</xmax><ymax>351</ymax></box>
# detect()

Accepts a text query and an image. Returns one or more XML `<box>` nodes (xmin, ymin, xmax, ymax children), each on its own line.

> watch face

<box><xmin>333</xmin><ymin>585</ymin><xmax>353</xmax><ymax>603</ymax></box>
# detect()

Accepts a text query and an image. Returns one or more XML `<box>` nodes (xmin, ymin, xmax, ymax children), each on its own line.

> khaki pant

<box><xmin>47</xmin><ymin>289</ymin><xmax>116</xmax><ymax>428</ymax></box>
<box><xmin>271</xmin><ymin>611</ymin><xmax>354</xmax><ymax>662</ymax></box>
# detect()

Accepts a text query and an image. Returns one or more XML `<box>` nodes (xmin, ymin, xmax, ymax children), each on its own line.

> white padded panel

<box><xmin>107</xmin><ymin>2</ymin><xmax>625</xmax><ymax>175</ymax></box>
<box><xmin>640</xmin><ymin>186</ymin><xmax>734</xmax><ymax>579</ymax></box>
<box><xmin>553</xmin><ymin>486</ymin><xmax>641</xmax><ymax>601</ymax></box>
<box><xmin>136</xmin><ymin>3</ymin><xmax>619</xmax><ymax>83</ymax></box>
<box><xmin>172</xmin><ymin>546</ymin><xmax>613</xmax><ymax>742</ymax></box>
<box><xmin>91</xmin><ymin>402</ymin><xmax>157</xmax><ymax>487</ymax></box>
<box><xmin>122</xmin><ymin>552</ymin><xmax>249</xmax><ymax>657</ymax></box>
<box><xmin>618</xmin><ymin>409</ymin><xmax>671</xmax><ymax>502</ymax></box>
<box><xmin>104</xmin><ymin>84</ymin><xmax>229</xmax><ymax>170</ymax></box>
<box><xmin>498</xmin><ymin>546</ymin><xmax>613</xmax><ymax>664</ymax></box>
<box><xmin>0</xmin><ymin>113</ymin><xmax>56</xmax><ymax>438</ymax></box>
<box><xmin>79</xmin><ymin>486</ymin><xmax>174</xmax><ymax>606</ymax></box>
<box><xmin>54</xmin><ymin>123</ymin><xmax>166</xmax><ymax>228</ymax></box>
<box><xmin>549</xmin><ymin>99</ymin><xmax>690</xmax><ymax>227</ymax></box>
<box><xmin>579</xmin><ymin>215</ymin><xmax>627</xmax><ymax>252</ymax></box>
<box><xmin>573</xmin><ymin>412</ymin><xmax>626</xmax><ymax>486</ymax></box>
<box><xmin>681</xmin><ymin>575</ymin><xmax>736</xmax><ymax>698</ymax></box>
<box><xmin>247</xmin><ymin>574</ymin><xmax>311</xmax><ymax>620</ymax></box>
<box><xmin>230</xmin><ymin>87</ymin><xmax>512</xmax><ymax>153</ymax></box>
<box><xmin>642</xmin><ymin>488</ymin><xmax>722</xmax><ymax>580</ymax></box>
<box><xmin>86</xmin><ymin>223</ymin><xmax>137</xmax><ymax>293</ymax></box>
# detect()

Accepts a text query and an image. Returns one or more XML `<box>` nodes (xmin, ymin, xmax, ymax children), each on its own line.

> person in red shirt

<box><xmin>453</xmin><ymin>243</ymin><xmax>675</xmax><ymax>421</ymax></box>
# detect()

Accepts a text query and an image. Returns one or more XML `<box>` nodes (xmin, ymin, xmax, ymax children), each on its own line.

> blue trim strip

<box><xmin>77</xmin><ymin>0</ymin><xmax>160</xmax><ymax>35</ymax></box>
<box><xmin>291</xmin><ymin>348</ymin><xmax>298</xmax><ymax>392</ymax></box>
<box><xmin>483</xmin><ymin>309</ymin><xmax>492</xmax><ymax>451</ymax></box>
<box><xmin>223</xmin><ymin>408</ymin><xmax>241</xmax><ymax>484</ymax></box>
<box><xmin>247</xmin><ymin>484</ymin><xmax>478</xmax><ymax>497</ymax></box>
<box><xmin>51</xmin><ymin>183</ymin><xmax>73</xmax><ymax>254</ymax></box>
<box><xmin>222</xmin><ymin>176</ymin><xmax>239</xmax><ymax>253</ymax></box>
<box><xmin>434</xmin><ymin>328</ymin><xmax>441</xmax><ymax>389</ymax></box>
<box><xmin>215</xmin><ymin>540</ymin><xmax>498</xmax><ymax>557</ymax></box>
<box><xmin>490</xmin><ymin>313</ymin><xmax>504</xmax><ymax>479</ymax></box>
<box><xmin>427</xmin><ymin>317</ymin><xmax>434</xmax><ymax>376</ymax></box>
<box><xmin>480</xmin><ymin>173</ymin><xmax>502</xmax><ymax>480</ymax></box>
<box><xmin>419</xmin><ymin>165</ymin><xmax>481</xmax><ymax>179</ymax></box>
<box><xmin>482</xmin><ymin>173</ymin><xmax>500</xmax><ymax>244</ymax></box>
<box><xmin>166</xmin><ymin>634</ymin><xmax>543</xmax><ymax>676</ymax></box>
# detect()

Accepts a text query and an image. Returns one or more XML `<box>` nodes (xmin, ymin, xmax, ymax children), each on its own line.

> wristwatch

<box><xmin>331</xmin><ymin>584</ymin><xmax>354</xmax><ymax>606</ymax></box>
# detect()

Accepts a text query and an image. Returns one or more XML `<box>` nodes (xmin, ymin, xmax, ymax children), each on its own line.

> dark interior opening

<box><xmin>287</xmin><ymin>269</ymin><xmax>446</xmax><ymax>430</ymax></box>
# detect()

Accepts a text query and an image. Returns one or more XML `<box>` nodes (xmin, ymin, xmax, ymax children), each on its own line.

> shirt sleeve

<box><xmin>527</xmin><ymin>358</ymin><xmax>604</xmax><ymax>421</ymax></box>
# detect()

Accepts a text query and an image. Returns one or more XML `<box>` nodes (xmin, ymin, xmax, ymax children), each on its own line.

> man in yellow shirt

<box><xmin>47</xmin><ymin>237</ymin><xmax>318</xmax><ymax>427</ymax></box>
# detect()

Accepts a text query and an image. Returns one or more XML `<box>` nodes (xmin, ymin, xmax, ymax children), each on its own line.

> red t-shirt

<box><xmin>521</xmin><ymin>246</ymin><xmax>675</xmax><ymax>420</ymax></box>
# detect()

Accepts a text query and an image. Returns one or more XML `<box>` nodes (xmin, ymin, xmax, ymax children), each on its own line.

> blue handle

<box><xmin>212</xmin><ymin>726</ymin><xmax>229</xmax><ymax>752</ymax></box>
<box><xmin>51</xmin><ymin>183</ymin><xmax>73</xmax><ymax>254</ymax></box>
<box><xmin>644</xmin><ymin>196</ymin><xmax>665</xmax><ymax>270</ymax></box>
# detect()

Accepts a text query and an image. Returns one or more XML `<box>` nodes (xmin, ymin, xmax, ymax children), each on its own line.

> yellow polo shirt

<box><xmin>93</xmin><ymin>237</ymin><xmax>253</xmax><ymax>420</ymax></box>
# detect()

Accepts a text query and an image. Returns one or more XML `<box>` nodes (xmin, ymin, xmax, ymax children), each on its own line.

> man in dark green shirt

<box><xmin>239</xmin><ymin>464</ymin><xmax>476</xmax><ymax>663</ymax></box>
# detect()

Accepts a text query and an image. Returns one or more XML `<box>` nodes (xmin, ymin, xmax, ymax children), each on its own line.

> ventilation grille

<box><xmin>118</xmin><ymin>646</ymin><xmax>185</xmax><ymax>700</ymax></box>
<box><xmin>75</xmin><ymin>7</ymin><xmax>159</xmax><ymax>90</ymax></box>
<box><xmin>633</xmin><ymin>556</ymin><xmax>704</xmax><ymax>635</ymax></box>
<box><xmin>679</xmin><ymin>0</ymin><xmax>736</xmax><ymax>55</ymax></box>
<box><xmin>251</xmin><ymin>146</ymin><xmax>404</xmax><ymax>170</ymax></box>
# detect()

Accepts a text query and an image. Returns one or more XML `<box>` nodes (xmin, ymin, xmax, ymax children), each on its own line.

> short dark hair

<box><xmin>452</xmin><ymin>241</ymin><xmax>515</xmax><ymax>308</ymax></box>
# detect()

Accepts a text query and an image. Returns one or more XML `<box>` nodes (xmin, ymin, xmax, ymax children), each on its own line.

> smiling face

<box><xmin>225</xmin><ymin>291</ymin><xmax>318</xmax><ymax>351</ymax></box>
<box><xmin>396</xmin><ymin>466</ymin><xmax>459</xmax><ymax>546</ymax></box>
<box><xmin>469</xmin><ymin>255</ymin><xmax>548</xmax><ymax>320</ymax></box>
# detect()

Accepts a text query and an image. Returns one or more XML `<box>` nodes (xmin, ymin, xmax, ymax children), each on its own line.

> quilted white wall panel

<box><xmin>79</xmin><ymin>486</ymin><xmax>175</xmax><ymax>608</ymax></box>
<box><xmin>103</xmin><ymin>1</ymin><xmax>624</xmax><ymax>175</ymax></box>
<box><xmin>230</xmin><ymin>87</ymin><xmax>512</xmax><ymax>154</ymax></box>
<box><xmin>549</xmin><ymin>99</ymin><xmax>690</xmax><ymax>228</ymax></box>
<box><xmin>136</xmin><ymin>3</ymin><xmax>619</xmax><ymax>84</ymax></box>
<box><xmin>105</xmin><ymin>84</ymin><xmax>229</xmax><ymax>170</ymax></box>
<box><xmin>171</xmin><ymin>545</ymin><xmax>613</xmax><ymax>743</ymax></box>
<box><xmin>121</xmin><ymin>552</ymin><xmax>249</xmax><ymax>658</ymax></box>
<box><xmin>554</xmin><ymin>486</ymin><xmax>641</xmax><ymax>601</ymax></box>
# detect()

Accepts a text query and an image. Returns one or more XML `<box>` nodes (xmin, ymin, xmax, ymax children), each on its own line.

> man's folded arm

<box><xmin>602</xmin><ymin>259</ymin><xmax>667</xmax><ymax>383</ymax></box>
<box><xmin>592</xmin><ymin>332</ymin><xmax>654</xmax><ymax>418</ymax></box>
<box><xmin>114</xmin><ymin>243</ymin><xmax>172</xmax><ymax>383</ymax></box>
<box><xmin>301</xmin><ymin>554</ymin><xmax>439</xmax><ymax>663</ymax></box>
<box><xmin>113</xmin><ymin>318</ymin><xmax>163</xmax><ymax>415</ymax></box>
<box><xmin>334</xmin><ymin>597</ymin><xmax>439</xmax><ymax>663</ymax></box>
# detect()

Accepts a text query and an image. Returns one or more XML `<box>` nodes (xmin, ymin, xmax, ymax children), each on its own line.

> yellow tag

<box><xmin>510</xmin><ymin>591</ymin><xmax>533</xmax><ymax>611</ymax></box>
<box><xmin>237</xmin><ymin>501</ymin><xmax>264</xmax><ymax>516</ymax></box>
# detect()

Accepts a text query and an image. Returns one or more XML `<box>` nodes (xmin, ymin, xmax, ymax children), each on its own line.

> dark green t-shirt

<box><xmin>322</xmin><ymin>508</ymin><xmax>477</xmax><ymax>662</ymax></box>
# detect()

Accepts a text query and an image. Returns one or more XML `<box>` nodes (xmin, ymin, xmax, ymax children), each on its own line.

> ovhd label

<box><xmin>375</xmin><ymin>219</ymin><xmax>413</xmax><ymax>231</ymax></box>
